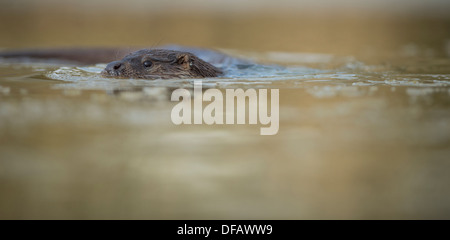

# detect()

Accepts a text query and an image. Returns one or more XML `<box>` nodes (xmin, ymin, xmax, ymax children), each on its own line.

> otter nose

<box><xmin>105</xmin><ymin>61</ymin><xmax>124</xmax><ymax>72</ymax></box>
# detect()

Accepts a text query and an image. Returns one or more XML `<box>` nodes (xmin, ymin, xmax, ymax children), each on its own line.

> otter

<box><xmin>101</xmin><ymin>49</ymin><xmax>223</xmax><ymax>79</ymax></box>
<box><xmin>0</xmin><ymin>46</ymin><xmax>250</xmax><ymax>79</ymax></box>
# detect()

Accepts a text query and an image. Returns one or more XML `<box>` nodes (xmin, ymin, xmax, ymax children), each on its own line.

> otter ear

<box><xmin>176</xmin><ymin>54</ymin><xmax>192</xmax><ymax>69</ymax></box>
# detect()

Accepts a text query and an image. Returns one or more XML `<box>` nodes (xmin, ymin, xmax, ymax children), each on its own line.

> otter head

<box><xmin>101</xmin><ymin>49</ymin><xmax>223</xmax><ymax>79</ymax></box>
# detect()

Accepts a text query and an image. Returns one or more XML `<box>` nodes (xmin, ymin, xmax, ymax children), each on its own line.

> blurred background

<box><xmin>1</xmin><ymin>0</ymin><xmax>450</xmax><ymax>60</ymax></box>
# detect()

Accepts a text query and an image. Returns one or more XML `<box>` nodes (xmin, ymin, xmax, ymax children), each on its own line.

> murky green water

<box><xmin>1</xmin><ymin>2</ymin><xmax>450</xmax><ymax>219</ymax></box>
<box><xmin>1</xmin><ymin>49</ymin><xmax>449</xmax><ymax>219</ymax></box>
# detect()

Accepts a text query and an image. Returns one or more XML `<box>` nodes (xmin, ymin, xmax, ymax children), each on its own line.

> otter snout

<box><xmin>102</xmin><ymin>60</ymin><xmax>125</xmax><ymax>77</ymax></box>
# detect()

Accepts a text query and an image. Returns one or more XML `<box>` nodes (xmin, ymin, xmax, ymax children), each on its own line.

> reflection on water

<box><xmin>1</xmin><ymin>48</ymin><xmax>449</xmax><ymax>219</ymax></box>
<box><xmin>1</xmin><ymin>5</ymin><xmax>450</xmax><ymax>219</ymax></box>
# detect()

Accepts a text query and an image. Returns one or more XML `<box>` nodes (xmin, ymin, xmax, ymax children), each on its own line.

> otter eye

<box><xmin>143</xmin><ymin>60</ymin><xmax>153</xmax><ymax>68</ymax></box>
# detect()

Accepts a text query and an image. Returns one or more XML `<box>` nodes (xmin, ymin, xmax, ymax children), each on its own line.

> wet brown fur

<box><xmin>101</xmin><ymin>49</ymin><xmax>223</xmax><ymax>79</ymax></box>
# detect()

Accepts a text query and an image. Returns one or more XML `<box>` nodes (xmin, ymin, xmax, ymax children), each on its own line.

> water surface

<box><xmin>0</xmin><ymin>7</ymin><xmax>450</xmax><ymax>219</ymax></box>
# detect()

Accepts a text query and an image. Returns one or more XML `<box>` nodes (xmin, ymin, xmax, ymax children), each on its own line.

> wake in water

<box><xmin>45</xmin><ymin>49</ymin><xmax>450</xmax><ymax>92</ymax></box>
